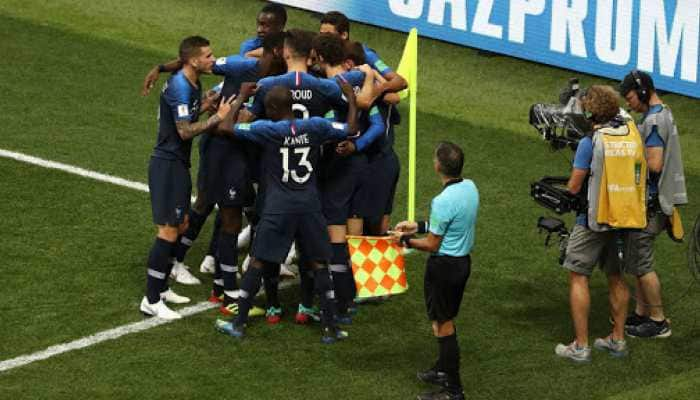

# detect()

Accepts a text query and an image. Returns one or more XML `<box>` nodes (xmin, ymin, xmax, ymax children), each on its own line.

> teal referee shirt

<box><xmin>428</xmin><ymin>179</ymin><xmax>479</xmax><ymax>257</ymax></box>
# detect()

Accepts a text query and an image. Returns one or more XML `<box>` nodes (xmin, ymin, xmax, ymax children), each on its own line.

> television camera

<box><xmin>529</xmin><ymin>78</ymin><xmax>593</xmax><ymax>262</ymax></box>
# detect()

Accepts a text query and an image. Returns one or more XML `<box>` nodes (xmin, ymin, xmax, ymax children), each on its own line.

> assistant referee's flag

<box><xmin>396</xmin><ymin>28</ymin><xmax>418</xmax><ymax>221</ymax></box>
<box><xmin>347</xmin><ymin>236</ymin><xmax>408</xmax><ymax>299</ymax></box>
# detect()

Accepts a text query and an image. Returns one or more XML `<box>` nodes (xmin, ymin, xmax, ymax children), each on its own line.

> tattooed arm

<box><xmin>175</xmin><ymin>115</ymin><xmax>222</xmax><ymax>141</ymax></box>
<box><xmin>175</xmin><ymin>95</ymin><xmax>237</xmax><ymax>141</ymax></box>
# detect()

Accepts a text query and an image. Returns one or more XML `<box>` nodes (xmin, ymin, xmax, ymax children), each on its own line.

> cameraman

<box><xmin>618</xmin><ymin>71</ymin><xmax>687</xmax><ymax>338</ymax></box>
<box><xmin>555</xmin><ymin>85</ymin><xmax>632</xmax><ymax>362</ymax></box>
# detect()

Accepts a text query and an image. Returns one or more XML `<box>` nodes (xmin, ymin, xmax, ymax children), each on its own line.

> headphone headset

<box><xmin>631</xmin><ymin>70</ymin><xmax>651</xmax><ymax>104</ymax></box>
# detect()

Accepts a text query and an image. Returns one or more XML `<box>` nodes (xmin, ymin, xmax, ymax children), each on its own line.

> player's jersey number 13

<box><xmin>280</xmin><ymin>146</ymin><xmax>312</xmax><ymax>184</ymax></box>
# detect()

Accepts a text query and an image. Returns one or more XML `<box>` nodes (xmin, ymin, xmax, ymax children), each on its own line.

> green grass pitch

<box><xmin>0</xmin><ymin>1</ymin><xmax>699</xmax><ymax>399</ymax></box>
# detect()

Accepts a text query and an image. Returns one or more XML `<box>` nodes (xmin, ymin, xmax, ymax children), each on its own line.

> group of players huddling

<box><xmin>139</xmin><ymin>4</ymin><xmax>408</xmax><ymax>344</ymax></box>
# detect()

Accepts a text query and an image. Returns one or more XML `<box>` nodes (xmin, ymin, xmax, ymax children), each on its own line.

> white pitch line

<box><xmin>0</xmin><ymin>279</ymin><xmax>298</xmax><ymax>373</ymax></box>
<box><xmin>0</xmin><ymin>148</ymin><xmax>149</xmax><ymax>192</ymax></box>
<box><xmin>0</xmin><ymin>302</ymin><xmax>216</xmax><ymax>373</ymax></box>
<box><xmin>0</xmin><ymin>147</ymin><xmax>279</xmax><ymax>372</ymax></box>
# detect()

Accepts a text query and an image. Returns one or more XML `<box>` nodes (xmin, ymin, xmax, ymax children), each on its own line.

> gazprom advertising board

<box><xmin>276</xmin><ymin>0</ymin><xmax>700</xmax><ymax>99</ymax></box>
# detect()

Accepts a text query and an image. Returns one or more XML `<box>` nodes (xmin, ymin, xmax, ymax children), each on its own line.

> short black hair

<box><xmin>321</xmin><ymin>11</ymin><xmax>350</xmax><ymax>35</ymax></box>
<box><xmin>179</xmin><ymin>35</ymin><xmax>210</xmax><ymax>62</ymax></box>
<box><xmin>344</xmin><ymin>41</ymin><xmax>366</xmax><ymax>65</ymax></box>
<box><xmin>264</xmin><ymin>85</ymin><xmax>292</xmax><ymax>117</ymax></box>
<box><xmin>262</xmin><ymin>31</ymin><xmax>286</xmax><ymax>53</ymax></box>
<box><xmin>435</xmin><ymin>142</ymin><xmax>464</xmax><ymax>178</ymax></box>
<box><xmin>285</xmin><ymin>29</ymin><xmax>315</xmax><ymax>58</ymax></box>
<box><xmin>312</xmin><ymin>33</ymin><xmax>345</xmax><ymax>66</ymax></box>
<box><xmin>619</xmin><ymin>70</ymin><xmax>655</xmax><ymax>97</ymax></box>
<box><xmin>261</xmin><ymin>3</ymin><xmax>287</xmax><ymax>26</ymax></box>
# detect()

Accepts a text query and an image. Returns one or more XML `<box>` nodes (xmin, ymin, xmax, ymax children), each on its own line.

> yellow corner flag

<box><xmin>347</xmin><ymin>236</ymin><xmax>408</xmax><ymax>299</ymax></box>
<box><xmin>396</xmin><ymin>28</ymin><xmax>418</xmax><ymax>221</ymax></box>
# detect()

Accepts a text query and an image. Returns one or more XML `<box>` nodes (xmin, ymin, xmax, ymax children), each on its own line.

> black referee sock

<box><xmin>218</xmin><ymin>232</ymin><xmax>239</xmax><ymax>291</ymax></box>
<box><xmin>438</xmin><ymin>334</ymin><xmax>462</xmax><ymax>393</ymax></box>
<box><xmin>313</xmin><ymin>267</ymin><xmax>338</xmax><ymax>328</ymax></box>
<box><xmin>234</xmin><ymin>265</ymin><xmax>264</xmax><ymax>326</ymax></box>
<box><xmin>173</xmin><ymin>209</ymin><xmax>209</xmax><ymax>262</ymax></box>
<box><xmin>298</xmin><ymin>259</ymin><xmax>315</xmax><ymax>308</ymax></box>
<box><xmin>146</xmin><ymin>238</ymin><xmax>175</xmax><ymax>304</ymax></box>
<box><xmin>262</xmin><ymin>263</ymin><xmax>281</xmax><ymax>309</ymax></box>
<box><xmin>330</xmin><ymin>243</ymin><xmax>354</xmax><ymax>314</ymax></box>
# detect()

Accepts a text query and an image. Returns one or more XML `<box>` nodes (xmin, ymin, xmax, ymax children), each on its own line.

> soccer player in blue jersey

<box><xmin>319</xmin><ymin>12</ymin><xmax>406</xmax><ymax>235</ymax></box>
<box><xmin>249</xmin><ymin>30</ymin><xmax>345</xmax><ymax>121</ymax></box>
<box><xmin>215</xmin><ymin>82</ymin><xmax>358</xmax><ymax>343</ymax></box>
<box><xmin>319</xmin><ymin>11</ymin><xmax>407</xmax><ymax>94</ymax></box>
<box><xmin>248</xmin><ymin>29</ymin><xmax>352</xmax><ymax>323</ymax></box>
<box><xmin>239</xmin><ymin>3</ymin><xmax>287</xmax><ymax>58</ymax></box>
<box><xmin>141</xmin><ymin>34</ymin><xmax>287</xmax><ymax>313</ymax></box>
<box><xmin>311</xmin><ymin>33</ymin><xmax>387</xmax><ymax>321</ymax></box>
<box><xmin>140</xmin><ymin>36</ymin><xmax>233</xmax><ymax>319</ymax></box>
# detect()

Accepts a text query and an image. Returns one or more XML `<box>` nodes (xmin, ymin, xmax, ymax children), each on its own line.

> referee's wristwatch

<box><xmin>400</xmin><ymin>234</ymin><xmax>414</xmax><ymax>248</ymax></box>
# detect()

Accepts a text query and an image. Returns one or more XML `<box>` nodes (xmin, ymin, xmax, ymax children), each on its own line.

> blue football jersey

<box><xmin>212</xmin><ymin>55</ymin><xmax>260</xmax><ymax>98</ymax></box>
<box><xmin>233</xmin><ymin>117</ymin><xmax>349</xmax><ymax>213</ymax></box>
<box><xmin>332</xmin><ymin>70</ymin><xmax>364</xmax><ymax>122</ymax></box>
<box><xmin>250</xmin><ymin>71</ymin><xmax>344</xmax><ymax>120</ymax></box>
<box><xmin>239</xmin><ymin>37</ymin><xmax>262</xmax><ymax>57</ymax></box>
<box><xmin>153</xmin><ymin>70</ymin><xmax>201</xmax><ymax>166</ymax></box>
<box><xmin>363</xmin><ymin>44</ymin><xmax>393</xmax><ymax>77</ymax></box>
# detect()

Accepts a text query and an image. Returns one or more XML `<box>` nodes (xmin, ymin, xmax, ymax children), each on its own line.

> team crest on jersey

<box><xmin>216</xmin><ymin>57</ymin><xmax>227</xmax><ymax>65</ymax></box>
<box><xmin>177</xmin><ymin>104</ymin><xmax>190</xmax><ymax>118</ymax></box>
<box><xmin>228</xmin><ymin>188</ymin><xmax>237</xmax><ymax>200</ymax></box>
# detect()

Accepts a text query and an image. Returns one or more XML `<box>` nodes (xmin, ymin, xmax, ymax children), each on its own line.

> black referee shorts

<box><xmin>424</xmin><ymin>254</ymin><xmax>471</xmax><ymax>323</ymax></box>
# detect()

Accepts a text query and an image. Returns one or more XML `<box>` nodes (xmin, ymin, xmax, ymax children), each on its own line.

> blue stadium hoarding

<box><xmin>276</xmin><ymin>0</ymin><xmax>700</xmax><ymax>99</ymax></box>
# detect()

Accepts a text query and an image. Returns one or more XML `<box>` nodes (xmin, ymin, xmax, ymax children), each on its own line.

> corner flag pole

<box><xmin>397</xmin><ymin>28</ymin><xmax>418</xmax><ymax>221</ymax></box>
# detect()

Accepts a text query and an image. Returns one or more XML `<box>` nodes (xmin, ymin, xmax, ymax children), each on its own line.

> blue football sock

<box><xmin>146</xmin><ymin>237</ymin><xmax>175</xmax><ymax>304</ymax></box>
<box><xmin>234</xmin><ymin>265</ymin><xmax>264</xmax><ymax>326</ymax></box>
<box><xmin>218</xmin><ymin>232</ymin><xmax>239</xmax><ymax>291</ymax></box>
<box><xmin>313</xmin><ymin>266</ymin><xmax>337</xmax><ymax>328</ymax></box>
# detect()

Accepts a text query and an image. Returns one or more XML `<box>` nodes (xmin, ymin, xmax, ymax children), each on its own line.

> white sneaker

<box><xmin>555</xmin><ymin>341</ymin><xmax>591</xmax><ymax>363</ymax></box>
<box><xmin>171</xmin><ymin>261</ymin><xmax>201</xmax><ymax>285</ymax></box>
<box><xmin>280</xmin><ymin>264</ymin><xmax>297</xmax><ymax>278</ymax></box>
<box><xmin>160</xmin><ymin>288</ymin><xmax>190</xmax><ymax>304</ymax></box>
<box><xmin>140</xmin><ymin>297</ymin><xmax>182</xmax><ymax>320</ymax></box>
<box><xmin>241</xmin><ymin>255</ymin><xmax>251</xmax><ymax>274</ymax></box>
<box><xmin>284</xmin><ymin>245</ymin><xmax>297</xmax><ymax>266</ymax></box>
<box><xmin>199</xmin><ymin>255</ymin><xmax>216</xmax><ymax>274</ymax></box>
<box><xmin>238</xmin><ymin>225</ymin><xmax>252</xmax><ymax>248</ymax></box>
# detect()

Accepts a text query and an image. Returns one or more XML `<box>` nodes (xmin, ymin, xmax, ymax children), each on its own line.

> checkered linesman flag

<box><xmin>347</xmin><ymin>236</ymin><xmax>408</xmax><ymax>299</ymax></box>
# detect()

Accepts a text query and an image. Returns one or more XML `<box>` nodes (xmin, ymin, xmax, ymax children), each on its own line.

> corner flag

<box><xmin>396</xmin><ymin>28</ymin><xmax>418</xmax><ymax>221</ymax></box>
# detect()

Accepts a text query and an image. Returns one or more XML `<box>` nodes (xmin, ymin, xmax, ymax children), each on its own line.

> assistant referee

<box><xmin>393</xmin><ymin>141</ymin><xmax>479</xmax><ymax>400</ymax></box>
